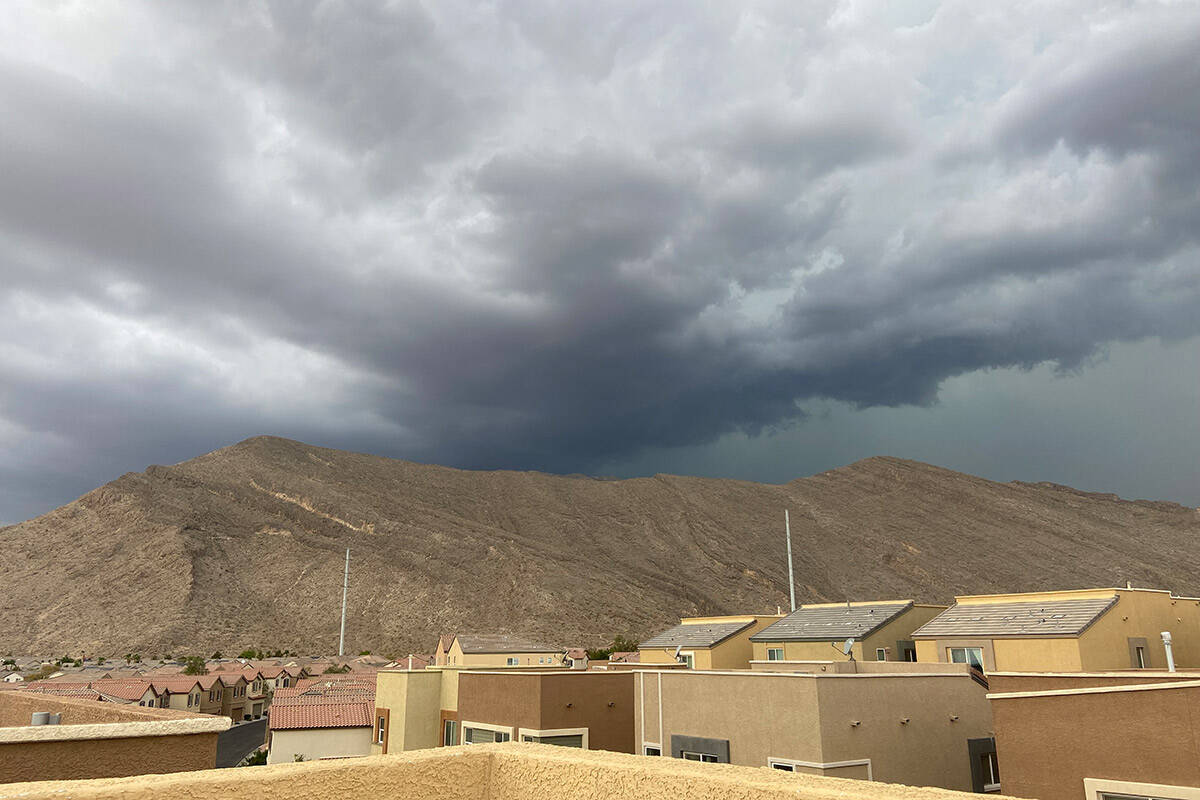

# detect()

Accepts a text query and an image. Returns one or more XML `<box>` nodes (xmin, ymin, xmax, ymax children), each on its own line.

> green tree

<box><xmin>323</xmin><ymin>664</ymin><xmax>350</xmax><ymax>674</ymax></box>
<box><xmin>359</xmin><ymin>650</ymin><xmax>371</xmax><ymax>656</ymax></box>
<box><xmin>211</xmin><ymin>651</ymin><xmax>223</xmax><ymax>660</ymax></box>
<box><xmin>238</xmin><ymin>649</ymin><xmax>257</xmax><ymax>659</ymax></box>
<box><xmin>183</xmin><ymin>656</ymin><xmax>209</xmax><ymax>675</ymax></box>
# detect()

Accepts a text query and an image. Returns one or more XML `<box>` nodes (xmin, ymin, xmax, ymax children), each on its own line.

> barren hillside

<box><xmin>2</xmin><ymin>436</ymin><xmax>1198</xmax><ymax>655</ymax></box>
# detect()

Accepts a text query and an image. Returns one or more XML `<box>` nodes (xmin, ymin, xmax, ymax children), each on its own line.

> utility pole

<box><xmin>338</xmin><ymin>548</ymin><xmax>350</xmax><ymax>657</ymax></box>
<box><xmin>785</xmin><ymin>510</ymin><xmax>796</xmax><ymax>612</ymax></box>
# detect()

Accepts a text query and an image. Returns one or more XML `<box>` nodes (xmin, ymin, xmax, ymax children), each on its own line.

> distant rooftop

<box><xmin>455</xmin><ymin>634</ymin><xmax>561</xmax><ymax>654</ymax></box>
<box><xmin>640</xmin><ymin>620</ymin><xmax>754</xmax><ymax>649</ymax></box>
<box><xmin>269</xmin><ymin>699</ymin><xmax>373</xmax><ymax>731</ymax></box>
<box><xmin>750</xmin><ymin>601</ymin><xmax>914</xmax><ymax>642</ymax></box>
<box><xmin>912</xmin><ymin>597</ymin><xmax>1118</xmax><ymax>638</ymax></box>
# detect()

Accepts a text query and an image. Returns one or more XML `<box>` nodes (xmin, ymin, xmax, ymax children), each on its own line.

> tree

<box><xmin>97</xmin><ymin>657</ymin><xmax>106</xmax><ymax>665</ymax></box>
<box><xmin>183</xmin><ymin>656</ymin><xmax>209</xmax><ymax>675</ymax></box>
<box><xmin>359</xmin><ymin>650</ymin><xmax>371</xmax><ymax>656</ymax></box>
<box><xmin>586</xmin><ymin>634</ymin><xmax>641</xmax><ymax>661</ymax></box>
<box><xmin>323</xmin><ymin>664</ymin><xmax>350</xmax><ymax>674</ymax></box>
<box><xmin>211</xmin><ymin>651</ymin><xmax>223</xmax><ymax>660</ymax></box>
<box><xmin>239</xmin><ymin>649</ymin><xmax>257</xmax><ymax>659</ymax></box>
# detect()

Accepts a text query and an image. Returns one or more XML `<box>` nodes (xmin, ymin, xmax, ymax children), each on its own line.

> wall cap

<box><xmin>0</xmin><ymin>716</ymin><xmax>231</xmax><ymax>744</ymax></box>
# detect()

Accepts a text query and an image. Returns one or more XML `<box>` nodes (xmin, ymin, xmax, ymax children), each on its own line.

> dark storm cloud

<box><xmin>1</xmin><ymin>0</ymin><xmax>1199</xmax><ymax>522</ymax></box>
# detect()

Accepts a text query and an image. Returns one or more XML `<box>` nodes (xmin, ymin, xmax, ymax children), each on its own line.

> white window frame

<box><xmin>443</xmin><ymin>719</ymin><xmax>459</xmax><ymax>747</ymax></box>
<box><xmin>979</xmin><ymin>750</ymin><xmax>1000</xmax><ymax>792</ymax></box>
<box><xmin>949</xmin><ymin>647</ymin><xmax>984</xmax><ymax>669</ymax></box>
<box><xmin>461</xmin><ymin>720</ymin><xmax>515</xmax><ymax>745</ymax></box>
<box><xmin>506</xmin><ymin>657</ymin><xmax>519</xmax><ymax>666</ymax></box>
<box><xmin>768</xmin><ymin>757</ymin><xmax>873</xmax><ymax>780</ymax></box>
<box><xmin>1085</xmin><ymin>778</ymin><xmax>1200</xmax><ymax>800</ymax></box>
<box><xmin>643</xmin><ymin>743</ymin><xmax>662</xmax><ymax>756</ymax></box>
<box><xmin>376</xmin><ymin>715</ymin><xmax>386</xmax><ymax>745</ymax></box>
<box><xmin>875</xmin><ymin>648</ymin><xmax>888</xmax><ymax>661</ymax></box>
<box><xmin>517</xmin><ymin>726</ymin><xmax>589</xmax><ymax>749</ymax></box>
<box><xmin>1135</xmin><ymin>646</ymin><xmax>1147</xmax><ymax>669</ymax></box>
<box><xmin>767</xmin><ymin>648</ymin><xmax>784</xmax><ymax>661</ymax></box>
<box><xmin>680</xmin><ymin>651</ymin><xmax>695</xmax><ymax>669</ymax></box>
<box><xmin>682</xmin><ymin>751</ymin><xmax>718</xmax><ymax>763</ymax></box>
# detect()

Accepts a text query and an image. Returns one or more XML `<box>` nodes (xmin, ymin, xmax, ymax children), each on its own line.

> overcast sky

<box><xmin>2</xmin><ymin>1</ymin><xmax>1198</xmax><ymax>525</ymax></box>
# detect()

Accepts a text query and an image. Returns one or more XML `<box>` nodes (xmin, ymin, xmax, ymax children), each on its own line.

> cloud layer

<box><xmin>2</xmin><ymin>0</ymin><xmax>1199</xmax><ymax>521</ymax></box>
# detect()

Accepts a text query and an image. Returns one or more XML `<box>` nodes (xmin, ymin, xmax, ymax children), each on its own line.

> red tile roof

<box><xmin>269</xmin><ymin>699</ymin><xmax>373</xmax><ymax>731</ymax></box>
<box><xmin>149</xmin><ymin>677</ymin><xmax>203</xmax><ymax>693</ymax></box>
<box><xmin>91</xmin><ymin>680</ymin><xmax>158</xmax><ymax>702</ymax></box>
<box><xmin>28</xmin><ymin>688</ymin><xmax>104</xmax><ymax>701</ymax></box>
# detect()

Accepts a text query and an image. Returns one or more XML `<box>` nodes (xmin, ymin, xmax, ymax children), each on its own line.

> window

<box><xmin>443</xmin><ymin>719</ymin><xmax>458</xmax><ymax>747</ymax></box>
<box><xmin>1135</xmin><ymin>646</ymin><xmax>1147</xmax><ymax>669</ymax></box>
<box><xmin>681</xmin><ymin>652</ymin><xmax>695</xmax><ymax>669</ymax></box>
<box><xmin>208</xmin><ymin>690</ymin><xmax>214</xmax><ymax>701</ymax></box>
<box><xmin>522</xmin><ymin>734</ymin><xmax>584</xmax><ymax>748</ymax></box>
<box><xmin>980</xmin><ymin>751</ymin><xmax>1000</xmax><ymax>792</ymax></box>
<box><xmin>506</xmin><ymin>657</ymin><xmax>519</xmax><ymax>666</ymax></box>
<box><xmin>376</xmin><ymin>715</ymin><xmax>387</xmax><ymax>745</ymax></box>
<box><xmin>644</xmin><ymin>745</ymin><xmax>661</xmax><ymax>756</ymax></box>
<box><xmin>772</xmin><ymin>762</ymin><xmax>795</xmax><ymax>772</ymax></box>
<box><xmin>876</xmin><ymin>648</ymin><xmax>888</xmax><ymax>661</ymax></box>
<box><xmin>682</xmin><ymin>751</ymin><xmax>718</xmax><ymax>763</ymax></box>
<box><xmin>949</xmin><ymin>647</ymin><xmax>984</xmax><ymax>669</ymax></box>
<box><xmin>767</xmin><ymin>648</ymin><xmax>784</xmax><ymax>661</ymax></box>
<box><xmin>904</xmin><ymin>648</ymin><xmax>918</xmax><ymax>662</ymax></box>
<box><xmin>463</xmin><ymin>725</ymin><xmax>512</xmax><ymax>744</ymax></box>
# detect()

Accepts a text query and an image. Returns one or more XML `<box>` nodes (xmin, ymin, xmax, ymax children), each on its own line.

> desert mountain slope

<box><xmin>2</xmin><ymin>436</ymin><xmax>1198</xmax><ymax>655</ymax></box>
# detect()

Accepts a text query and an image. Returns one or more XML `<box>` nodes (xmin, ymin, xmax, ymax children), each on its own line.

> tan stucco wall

<box><xmin>0</xmin><ymin>732</ymin><xmax>219</xmax><ymax>783</ymax></box>
<box><xmin>0</xmin><ymin>744</ymin><xmax>1006</xmax><ymax>800</ymax></box>
<box><xmin>372</xmin><ymin>670</ymin><xmax>443</xmax><ymax>754</ymax></box>
<box><xmin>267</xmin><ymin>726</ymin><xmax>373</xmax><ymax>764</ymax></box>
<box><xmin>990</xmin><ymin>682</ymin><xmax>1200</xmax><ymax>800</ymax></box>
<box><xmin>635</xmin><ymin>670</ymin><xmax>991</xmax><ymax>790</ymax></box>
<box><xmin>446</xmin><ymin>641</ymin><xmax>562</xmax><ymax>668</ymax></box>
<box><xmin>640</xmin><ymin>616</ymin><xmax>783</xmax><ymax>671</ymax></box>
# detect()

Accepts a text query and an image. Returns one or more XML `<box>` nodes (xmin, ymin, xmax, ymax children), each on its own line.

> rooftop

<box><xmin>750</xmin><ymin>601</ymin><xmax>914</xmax><ymax>642</ymax></box>
<box><xmin>269</xmin><ymin>700</ymin><xmax>374</xmax><ymax>731</ymax></box>
<box><xmin>640</xmin><ymin>620</ymin><xmax>754</xmax><ymax>649</ymax></box>
<box><xmin>455</xmin><ymin>634</ymin><xmax>562</xmax><ymax>654</ymax></box>
<box><xmin>912</xmin><ymin>596</ymin><xmax>1118</xmax><ymax>638</ymax></box>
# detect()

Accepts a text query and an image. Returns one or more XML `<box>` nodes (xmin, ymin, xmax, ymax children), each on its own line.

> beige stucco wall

<box><xmin>446</xmin><ymin>641</ymin><xmax>562</xmax><ymax>668</ymax></box>
<box><xmin>0</xmin><ymin>743</ymin><xmax>1015</xmax><ymax>800</ymax></box>
<box><xmin>372</xmin><ymin>670</ymin><xmax>444</xmax><ymax>754</ymax></box>
<box><xmin>635</xmin><ymin>670</ymin><xmax>991</xmax><ymax>790</ymax></box>
<box><xmin>267</xmin><ymin>726</ymin><xmax>373</xmax><ymax>764</ymax></box>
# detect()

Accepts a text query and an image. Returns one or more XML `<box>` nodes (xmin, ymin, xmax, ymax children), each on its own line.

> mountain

<box><xmin>2</xmin><ymin>436</ymin><xmax>1198</xmax><ymax>656</ymax></box>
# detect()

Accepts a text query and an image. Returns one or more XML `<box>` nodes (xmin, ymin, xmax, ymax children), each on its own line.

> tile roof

<box><xmin>148</xmin><ymin>677</ymin><xmax>203</xmax><ymax>693</ymax></box>
<box><xmin>269</xmin><ymin>699</ymin><xmax>374</xmax><ymax>731</ymax></box>
<box><xmin>91</xmin><ymin>680</ymin><xmax>158</xmax><ymax>701</ymax></box>
<box><xmin>641</xmin><ymin>620</ymin><xmax>755</xmax><ymax>649</ymax></box>
<box><xmin>455</xmin><ymin>634</ymin><xmax>562</xmax><ymax>654</ymax></box>
<box><xmin>608</xmin><ymin>651</ymin><xmax>639</xmax><ymax>663</ymax></box>
<box><xmin>750</xmin><ymin>602</ymin><xmax>914</xmax><ymax>642</ymax></box>
<box><xmin>911</xmin><ymin>597</ymin><xmax>1118</xmax><ymax>638</ymax></box>
<box><xmin>27</xmin><ymin>687</ymin><xmax>104</xmax><ymax>701</ymax></box>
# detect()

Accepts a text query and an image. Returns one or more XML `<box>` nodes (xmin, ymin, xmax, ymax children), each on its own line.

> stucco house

<box><xmin>441</xmin><ymin>635</ymin><xmax>564</xmax><ymax>668</ymax></box>
<box><xmin>911</xmin><ymin>587</ymin><xmax>1200</xmax><ymax>672</ymax></box>
<box><xmin>750</xmin><ymin>602</ymin><xmax>946</xmax><ymax>664</ymax></box>
<box><xmin>639</xmin><ymin>615</ymin><xmax>784</xmax><ymax>669</ymax></box>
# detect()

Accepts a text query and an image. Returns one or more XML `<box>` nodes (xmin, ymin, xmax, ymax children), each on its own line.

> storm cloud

<box><xmin>2</xmin><ymin>1</ymin><xmax>1199</xmax><ymax>522</ymax></box>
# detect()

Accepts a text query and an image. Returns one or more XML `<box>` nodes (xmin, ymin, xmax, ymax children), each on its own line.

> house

<box><xmin>218</xmin><ymin>674</ymin><xmax>248</xmax><ymax>721</ymax></box>
<box><xmin>149</xmin><ymin>678</ymin><xmax>205</xmax><ymax>712</ymax></box>
<box><xmin>2</xmin><ymin>673</ymin><xmax>23</xmax><ymax>683</ymax></box>
<box><xmin>635</xmin><ymin>665</ymin><xmax>996</xmax><ymax>791</ymax></box>
<box><xmin>240</xmin><ymin>668</ymin><xmax>268</xmax><ymax>718</ymax></box>
<box><xmin>564</xmin><ymin>649</ymin><xmax>589</xmax><ymax>670</ymax></box>
<box><xmin>384</xmin><ymin>654</ymin><xmax>433</xmax><ymax>670</ymax></box>
<box><xmin>90</xmin><ymin>679</ymin><xmax>164</xmax><ymax>707</ymax></box>
<box><xmin>434</xmin><ymin>635</ymin><xmax>456</xmax><ymax>666</ymax></box>
<box><xmin>987</xmin><ymin>672</ymin><xmax>1200</xmax><ymax>800</ymax></box>
<box><xmin>750</xmin><ymin>602</ymin><xmax>946</xmax><ymax>664</ymax></box>
<box><xmin>639</xmin><ymin>615</ymin><xmax>784</xmax><ymax>669</ymax></box>
<box><xmin>442</xmin><ymin>635</ymin><xmax>564</xmax><ymax>668</ymax></box>
<box><xmin>911</xmin><ymin>587</ymin><xmax>1200</xmax><ymax>672</ymax></box>
<box><xmin>267</xmin><ymin>678</ymin><xmax>376</xmax><ymax>764</ymax></box>
<box><xmin>0</xmin><ymin>689</ymin><xmax>228</xmax><ymax>782</ymax></box>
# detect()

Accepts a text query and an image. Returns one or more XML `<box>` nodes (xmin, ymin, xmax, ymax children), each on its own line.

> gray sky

<box><xmin>2</xmin><ymin>1</ymin><xmax>1198</xmax><ymax>524</ymax></box>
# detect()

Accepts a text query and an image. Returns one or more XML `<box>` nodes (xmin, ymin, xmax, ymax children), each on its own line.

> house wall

<box><xmin>1077</xmin><ymin>590</ymin><xmax>1200</xmax><ymax>671</ymax></box>
<box><xmin>267</xmin><ymin>726</ymin><xmax>373</xmax><ymax>764</ymax></box>
<box><xmin>456</xmin><ymin>671</ymin><xmax>636</xmax><ymax>754</ymax></box>
<box><xmin>372</xmin><ymin>670</ymin><xmax>447</xmax><ymax>754</ymax></box>
<box><xmin>990</xmin><ymin>681</ymin><xmax>1200</xmax><ymax>800</ymax></box>
<box><xmin>445</xmin><ymin>641</ymin><xmax>561</xmax><ymax>668</ymax></box>
<box><xmin>634</xmin><ymin>670</ymin><xmax>991</xmax><ymax>790</ymax></box>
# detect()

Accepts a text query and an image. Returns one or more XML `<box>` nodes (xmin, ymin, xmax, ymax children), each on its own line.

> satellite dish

<box><xmin>673</xmin><ymin>645</ymin><xmax>683</xmax><ymax>662</ymax></box>
<box><xmin>842</xmin><ymin>638</ymin><xmax>855</xmax><ymax>656</ymax></box>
